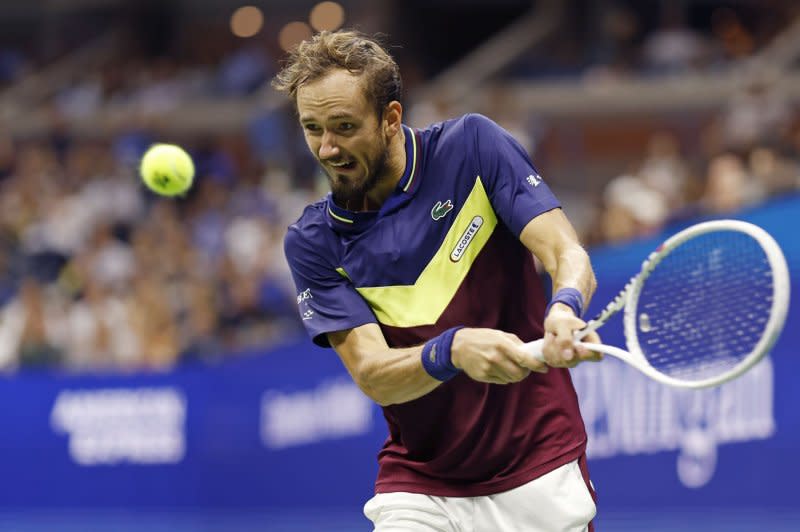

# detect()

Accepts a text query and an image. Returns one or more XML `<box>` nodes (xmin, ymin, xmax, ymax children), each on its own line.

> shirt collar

<box><xmin>325</xmin><ymin>124</ymin><xmax>423</xmax><ymax>235</ymax></box>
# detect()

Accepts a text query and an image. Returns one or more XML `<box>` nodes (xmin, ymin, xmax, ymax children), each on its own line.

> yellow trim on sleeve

<box><xmin>354</xmin><ymin>177</ymin><xmax>496</xmax><ymax>327</ymax></box>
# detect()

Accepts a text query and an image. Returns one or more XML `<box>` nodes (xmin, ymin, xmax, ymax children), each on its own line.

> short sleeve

<box><xmin>467</xmin><ymin>114</ymin><xmax>561</xmax><ymax>236</ymax></box>
<box><xmin>284</xmin><ymin>227</ymin><xmax>377</xmax><ymax>347</ymax></box>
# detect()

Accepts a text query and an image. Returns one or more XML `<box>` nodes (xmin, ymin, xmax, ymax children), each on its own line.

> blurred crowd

<box><xmin>0</xmin><ymin>133</ymin><xmax>314</xmax><ymax>373</ymax></box>
<box><xmin>0</xmin><ymin>1</ymin><xmax>798</xmax><ymax>373</ymax></box>
<box><xmin>581</xmin><ymin>61</ymin><xmax>800</xmax><ymax>244</ymax></box>
<box><xmin>511</xmin><ymin>1</ymin><xmax>797</xmax><ymax>79</ymax></box>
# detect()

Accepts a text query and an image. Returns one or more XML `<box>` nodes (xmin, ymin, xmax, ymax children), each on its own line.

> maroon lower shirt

<box><xmin>376</xmin><ymin>224</ymin><xmax>587</xmax><ymax>496</ymax></box>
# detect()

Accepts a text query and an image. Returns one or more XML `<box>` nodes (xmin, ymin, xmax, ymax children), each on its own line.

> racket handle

<box><xmin>521</xmin><ymin>339</ymin><xmax>546</xmax><ymax>363</ymax></box>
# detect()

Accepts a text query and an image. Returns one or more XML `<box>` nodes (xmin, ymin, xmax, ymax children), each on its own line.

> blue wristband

<box><xmin>421</xmin><ymin>326</ymin><xmax>464</xmax><ymax>382</ymax></box>
<box><xmin>546</xmin><ymin>288</ymin><xmax>584</xmax><ymax>317</ymax></box>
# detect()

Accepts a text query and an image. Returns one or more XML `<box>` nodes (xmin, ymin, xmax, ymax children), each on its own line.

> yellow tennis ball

<box><xmin>140</xmin><ymin>143</ymin><xmax>195</xmax><ymax>197</ymax></box>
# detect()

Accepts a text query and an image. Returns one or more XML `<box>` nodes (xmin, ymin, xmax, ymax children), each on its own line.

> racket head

<box><xmin>622</xmin><ymin>220</ymin><xmax>790</xmax><ymax>389</ymax></box>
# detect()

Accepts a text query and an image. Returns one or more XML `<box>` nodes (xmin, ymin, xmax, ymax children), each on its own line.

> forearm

<box><xmin>328</xmin><ymin>326</ymin><xmax>441</xmax><ymax>407</ymax></box>
<box><xmin>358</xmin><ymin>345</ymin><xmax>441</xmax><ymax>406</ymax></box>
<box><xmin>519</xmin><ymin>209</ymin><xmax>597</xmax><ymax>308</ymax></box>
<box><xmin>549</xmin><ymin>244</ymin><xmax>596</xmax><ymax>308</ymax></box>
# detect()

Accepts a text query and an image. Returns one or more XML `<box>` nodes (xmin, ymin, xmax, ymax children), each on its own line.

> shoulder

<box><xmin>284</xmin><ymin>198</ymin><xmax>335</xmax><ymax>263</ymax></box>
<box><xmin>414</xmin><ymin>114</ymin><xmax>505</xmax><ymax>162</ymax></box>
<box><xmin>418</xmin><ymin>113</ymin><xmax>501</xmax><ymax>139</ymax></box>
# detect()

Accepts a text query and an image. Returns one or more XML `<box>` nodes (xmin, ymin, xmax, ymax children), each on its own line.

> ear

<box><xmin>383</xmin><ymin>101</ymin><xmax>403</xmax><ymax>138</ymax></box>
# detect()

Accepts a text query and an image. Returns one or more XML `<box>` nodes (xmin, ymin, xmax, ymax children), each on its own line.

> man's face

<box><xmin>296</xmin><ymin>69</ymin><xmax>388</xmax><ymax>206</ymax></box>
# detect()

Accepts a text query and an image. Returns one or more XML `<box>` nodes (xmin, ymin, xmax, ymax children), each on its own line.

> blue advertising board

<box><xmin>0</xmin><ymin>195</ymin><xmax>797</xmax><ymax>515</ymax></box>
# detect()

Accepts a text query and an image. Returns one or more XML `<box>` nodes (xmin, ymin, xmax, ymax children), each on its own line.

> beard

<box><xmin>328</xmin><ymin>139</ymin><xmax>389</xmax><ymax>209</ymax></box>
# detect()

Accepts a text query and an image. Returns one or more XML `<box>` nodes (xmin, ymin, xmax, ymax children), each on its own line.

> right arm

<box><xmin>329</xmin><ymin>324</ymin><xmax>546</xmax><ymax>406</ymax></box>
<box><xmin>285</xmin><ymin>225</ymin><xmax>544</xmax><ymax>408</ymax></box>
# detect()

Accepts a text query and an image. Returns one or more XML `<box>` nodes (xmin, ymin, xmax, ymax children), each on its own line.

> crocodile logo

<box><xmin>431</xmin><ymin>200</ymin><xmax>454</xmax><ymax>220</ymax></box>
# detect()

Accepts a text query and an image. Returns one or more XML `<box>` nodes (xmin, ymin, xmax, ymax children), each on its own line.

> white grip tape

<box><xmin>523</xmin><ymin>338</ymin><xmax>605</xmax><ymax>365</ymax></box>
<box><xmin>522</xmin><ymin>339</ymin><xmax>546</xmax><ymax>363</ymax></box>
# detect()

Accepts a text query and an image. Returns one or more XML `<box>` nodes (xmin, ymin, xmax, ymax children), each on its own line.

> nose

<box><xmin>318</xmin><ymin>131</ymin><xmax>340</xmax><ymax>160</ymax></box>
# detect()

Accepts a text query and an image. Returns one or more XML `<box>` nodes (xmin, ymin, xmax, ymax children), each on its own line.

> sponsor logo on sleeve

<box><xmin>297</xmin><ymin>289</ymin><xmax>314</xmax><ymax>320</ymax></box>
<box><xmin>296</xmin><ymin>288</ymin><xmax>313</xmax><ymax>304</ymax></box>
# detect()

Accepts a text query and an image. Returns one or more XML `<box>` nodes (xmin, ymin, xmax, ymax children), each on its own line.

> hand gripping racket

<box><xmin>523</xmin><ymin>220</ymin><xmax>790</xmax><ymax>388</ymax></box>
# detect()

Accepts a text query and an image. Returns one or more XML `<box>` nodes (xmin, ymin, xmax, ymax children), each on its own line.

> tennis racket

<box><xmin>523</xmin><ymin>220</ymin><xmax>790</xmax><ymax>388</ymax></box>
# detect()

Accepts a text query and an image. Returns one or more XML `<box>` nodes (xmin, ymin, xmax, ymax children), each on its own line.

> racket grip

<box><xmin>521</xmin><ymin>339</ymin><xmax>546</xmax><ymax>363</ymax></box>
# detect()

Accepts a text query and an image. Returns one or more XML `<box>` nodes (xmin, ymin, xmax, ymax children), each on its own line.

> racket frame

<box><xmin>619</xmin><ymin>219</ymin><xmax>790</xmax><ymax>388</ymax></box>
<box><xmin>526</xmin><ymin>219</ymin><xmax>790</xmax><ymax>389</ymax></box>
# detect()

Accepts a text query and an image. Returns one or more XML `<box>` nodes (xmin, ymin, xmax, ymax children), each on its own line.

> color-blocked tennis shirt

<box><xmin>284</xmin><ymin>113</ymin><xmax>587</xmax><ymax>497</ymax></box>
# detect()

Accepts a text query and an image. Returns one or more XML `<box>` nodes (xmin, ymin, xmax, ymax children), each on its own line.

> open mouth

<box><xmin>329</xmin><ymin>160</ymin><xmax>357</xmax><ymax>171</ymax></box>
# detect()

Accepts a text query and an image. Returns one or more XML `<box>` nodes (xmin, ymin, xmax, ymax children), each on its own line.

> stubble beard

<box><xmin>329</xmin><ymin>139</ymin><xmax>389</xmax><ymax>209</ymax></box>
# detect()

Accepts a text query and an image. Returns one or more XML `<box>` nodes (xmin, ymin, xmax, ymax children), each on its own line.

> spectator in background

<box><xmin>641</xmin><ymin>4</ymin><xmax>708</xmax><ymax>74</ymax></box>
<box><xmin>64</xmin><ymin>277</ymin><xmax>140</xmax><ymax>371</ymax></box>
<box><xmin>0</xmin><ymin>132</ymin><xmax>16</xmax><ymax>180</ymax></box>
<box><xmin>0</xmin><ymin>277</ymin><xmax>64</xmax><ymax>370</ymax></box>
<box><xmin>600</xmin><ymin>173</ymin><xmax>669</xmax><ymax>243</ymax></box>
<box><xmin>638</xmin><ymin>131</ymin><xmax>690</xmax><ymax>211</ymax></box>
<box><xmin>717</xmin><ymin>73</ymin><xmax>792</xmax><ymax>152</ymax></box>
<box><xmin>180</xmin><ymin>278</ymin><xmax>223</xmax><ymax>363</ymax></box>
<box><xmin>748</xmin><ymin>146</ymin><xmax>798</xmax><ymax>198</ymax></box>
<box><xmin>128</xmin><ymin>272</ymin><xmax>180</xmax><ymax>369</ymax></box>
<box><xmin>702</xmin><ymin>153</ymin><xmax>755</xmax><ymax>214</ymax></box>
<box><xmin>587</xmin><ymin>3</ymin><xmax>640</xmax><ymax>76</ymax></box>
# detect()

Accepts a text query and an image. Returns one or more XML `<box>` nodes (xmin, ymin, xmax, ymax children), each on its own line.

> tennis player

<box><xmin>275</xmin><ymin>30</ymin><xmax>602</xmax><ymax>532</ymax></box>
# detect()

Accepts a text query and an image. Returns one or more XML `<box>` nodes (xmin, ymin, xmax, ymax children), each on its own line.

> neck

<box><xmin>362</xmin><ymin>126</ymin><xmax>406</xmax><ymax>209</ymax></box>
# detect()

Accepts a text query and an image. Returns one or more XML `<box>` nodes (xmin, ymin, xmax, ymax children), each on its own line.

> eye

<box><xmin>304</xmin><ymin>123</ymin><xmax>321</xmax><ymax>133</ymax></box>
<box><xmin>339</xmin><ymin>123</ymin><xmax>354</xmax><ymax>131</ymax></box>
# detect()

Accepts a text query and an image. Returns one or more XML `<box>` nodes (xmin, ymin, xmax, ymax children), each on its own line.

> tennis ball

<box><xmin>140</xmin><ymin>143</ymin><xmax>195</xmax><ymax>197</ymax></box>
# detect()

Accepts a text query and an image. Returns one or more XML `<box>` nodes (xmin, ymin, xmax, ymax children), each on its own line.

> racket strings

<box><xmin>634</xmin><ymin>231</ymin><xmax>774</xmax><ymax>381</ymax></box>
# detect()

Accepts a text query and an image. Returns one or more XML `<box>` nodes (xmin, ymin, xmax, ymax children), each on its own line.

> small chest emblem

<box><xmin>431</xmin><ymin>200</ymin><xmax>454</xmax><ymax>220</ymax></box>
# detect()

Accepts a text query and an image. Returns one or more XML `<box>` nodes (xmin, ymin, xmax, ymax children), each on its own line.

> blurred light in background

<box><xmin>230</xmin><ymin>5</ymin><xmax>264</xmax><ymax>38</ymax></box>
<box><xmin>310</xmin><ymin>2</ymin><xmax>345</xmax><ymax>32</ymax></box>
<box><xmin>279</xmin><ymin>21</ymin><xmax>313</xmax><ymax>52</ymax></box>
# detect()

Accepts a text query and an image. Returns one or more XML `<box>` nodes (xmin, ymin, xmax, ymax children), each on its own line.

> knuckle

<box><xmin>485</xmin><ymin>352</ymin><xmax>502</xmax><ymax>365</ymax></box>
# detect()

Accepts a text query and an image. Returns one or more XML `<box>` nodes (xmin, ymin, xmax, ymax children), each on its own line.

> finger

<box><xmin>552</xmin><ymin>318</ymin><xmax>586</xmax><ymax>352</ymax></box>
<box><xmin>573</xmin><ymin>343</ymin><xmax>603</xmax><ymax>362</ymax></box>
<box><xmin>576</xmin><ymin>329</ymin><xmax>603</xmax><ymax>359</ymax></box>
<box><xmin>484</xmin><ymin>374</ymin><xmax>513</xmax><ymax>385</ymax></box>
<box><xmin>543</xmin><ymin>332</ymin><xmax>577</xmax><ymax>368</ymax></box>
<box><xmin>507</xmin><ymin>343</ymin><xmax>548</xmax><ymax>374</ymax></box>
<box><xmin>493</xmin><ymin>356</ymin><xmax>532</xmax><ymax>381</ymax></box>
<box><xmin>542</xmin><ymin>333</ymin><xmax>584</xmax><ymax>368</ymax></box>
<box><xmin>503</xmin><ymin>332</ymin><xmax>524</xmax><ymax>344</ymax></box>
<box><xmin>518</xmin><ymin>358</ymin><xmax>549</xmax><ymax>373</ymax></box>
<box><xmin>541</xmin><ymin>331</ymin><xmax>561</xmax><ymax>366</ymax></box>
<box><xmin>552</xmin><ymin>331</ymin><xmax>581</xmax><ymax>366</ymax></box>
<box><xmin>580</xmin><ymin>329</ymin><xmax>601</xmax><ymax>344</ymax></box>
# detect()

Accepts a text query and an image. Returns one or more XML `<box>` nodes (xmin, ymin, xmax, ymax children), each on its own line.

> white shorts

<box><xmin>364</xmin><ymin>459</ymin><xmax>596</xmax><ymax>532</ymax></box>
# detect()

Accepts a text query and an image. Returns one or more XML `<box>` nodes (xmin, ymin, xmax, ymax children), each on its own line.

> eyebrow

<box><xmin>300</xmin><ymin>113</ymin><xmax>356</xmax><ymax>123</ymax></box>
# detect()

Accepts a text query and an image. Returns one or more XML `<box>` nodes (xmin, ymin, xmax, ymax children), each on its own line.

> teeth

<box><xmin>331</xmin><ymin>161</ymin><xmax>351</xmax><ymax>167</ymax></box>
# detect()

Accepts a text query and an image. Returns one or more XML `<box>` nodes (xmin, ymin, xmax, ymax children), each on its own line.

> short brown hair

<box><xmin>272</xmin><ymin>30</ymin><xmax>402</xmax><ymax>116</ymax></box>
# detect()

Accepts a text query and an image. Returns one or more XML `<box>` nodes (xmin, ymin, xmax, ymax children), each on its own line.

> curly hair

<box><xmin>272</xmin><ymin>30</ymin><xmax>402</xmax><ymax>116</ymax></box>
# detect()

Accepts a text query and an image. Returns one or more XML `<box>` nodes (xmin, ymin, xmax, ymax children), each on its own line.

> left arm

<box><xmin>519</xmin><ymin>208</ymin><xmax>602</xmax><ymax>367</ymax></box>
<box><xmin>464</xmin><ymin>113</ymin><xmax>601</xmax><ymax>366</ymax></box>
